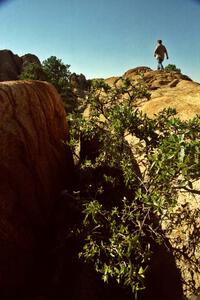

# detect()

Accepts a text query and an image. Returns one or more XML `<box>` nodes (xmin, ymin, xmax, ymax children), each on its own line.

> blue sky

<box><xmin>0</xmin><ymin>0</ymin><xmax>200</xmax><ymax>82</ymax></box>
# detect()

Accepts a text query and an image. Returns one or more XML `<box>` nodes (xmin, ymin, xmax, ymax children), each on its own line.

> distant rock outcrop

<box><xmin>21</xmin><ymin>53</ymin><xmax>41</xmax><ymax>69</ymax></box>
<box><xmin>0</xmin><ymin>80</ymin><xmax>73</xmax><ymax>297</ymax></box>
<box><xmin>0</xmin><ymin>50</ymin><xmax>21</xmax><ymax>80</ymax></box>
<box><xmin>70</xmin><ymin>72</ymin><xmax>90</xmax><ymax>97</ymax></box>
<box><xmin>0</xmin><ymin>49</ymin><xmax>41</xmax><ymax>81</ymax></box>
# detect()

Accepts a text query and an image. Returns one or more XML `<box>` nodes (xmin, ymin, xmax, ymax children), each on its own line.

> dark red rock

<box><xmin>0</xmin><ymin>49</ymin><xmax>41</xmax><ymax>81</ymax></box>
<box><xmin>0</xmin><ymin>80</ymin><xmax>73</xmax><ymax>297</ymax></box>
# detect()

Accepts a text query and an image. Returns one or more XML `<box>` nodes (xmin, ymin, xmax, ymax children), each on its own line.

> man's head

<box><xmin>157</xmin><ymin>40</ymin><xmax>162</xmax><ymax>44</ymax></box>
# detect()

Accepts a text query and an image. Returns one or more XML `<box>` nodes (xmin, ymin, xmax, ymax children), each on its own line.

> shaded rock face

<box><xmin>21</xmin><ymin>53</ymin><xmax>41</xmax><ymax>70</ymax></box>
<box><xmin>0</xmin><ymin>80</ymin><xmax>73</xmax><ymax>298</ymax></box>
<box><xmin>0</xmin><ymin>49</ymin><xmax>41</xmax><ymax>81</ymax></box>
<box><xmin>70</xmin><ymin>72</ymin><xmax>90</xmax><ymax>97</ymax></box>
<box><xmin>138</xmin><ymin>241</ymin><xmax>183</xmax><ymax>300</ymax></box>
<box><xmin>0</xmin><ymin>50</ymin><xmax>21</xmax><ymax>81</ymax></box>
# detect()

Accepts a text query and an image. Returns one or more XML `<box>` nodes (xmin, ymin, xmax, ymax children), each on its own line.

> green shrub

<box><xmin>165</xmin><ymin>64</ymin><xmax>181</xmax><ymax>73</ymax></box>
<box><xmin>19</xmin><ymin>63</ymin><xmax>48</xmax><ymax>81</ymax></box>
<box><xmin>68</xmin><ymin>77</ymin><xmax>200</xmax><ymax>298</ymax></box>
<box><xmin>20</xmin><ymin>56</ymin><xmax>77</xmax><ymax>112</ymax></box>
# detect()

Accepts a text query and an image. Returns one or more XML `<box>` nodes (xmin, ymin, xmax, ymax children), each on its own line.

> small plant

<box><xmin>165</xmin><ymin>64</ymin><xmax>181</xmax><ymax>73</ymax></box>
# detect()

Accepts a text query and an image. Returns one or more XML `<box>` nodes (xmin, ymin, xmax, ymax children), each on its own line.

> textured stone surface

<box><xmin>70</xmin><ymin>72</ymin><xmax>90</xmax><ymax>97</ymax></box>
<box><xmin>0</xmin><ymin>49</ymin><xmax>21</xmax><ymax>80</ymax></box>
<box><xmin>141</xmin><ymin>79</ymin><xmax>200</xmax><ymax>120</ymax></box>
<box><xmin>105</xmin><ymin>67</ymin><xmax>200</xmax><ymax>120</ymax></box>
<box><xmin>21</xmin><ymin>53</ymin><xmax>41</xmax><ymax>70</ymax></box>
<box><xmin>0</xmin><ymin>49</ymin><xmax>41</xmax><ymax>81</ymax></box>
<box><xmin>0</xmin><ymin>80</ymin><xmax>73</xmax><ymax>297</ymax></box>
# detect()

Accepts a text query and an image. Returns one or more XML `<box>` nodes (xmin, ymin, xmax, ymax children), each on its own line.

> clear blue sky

<box><xmin>1</xmin><ymin>0</ymin><xmax>200</xmax><ymax>82</ymax></box>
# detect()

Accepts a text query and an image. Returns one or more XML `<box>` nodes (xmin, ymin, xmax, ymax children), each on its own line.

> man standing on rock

<box><xmin>154</xmin><ymin>40</ymin><xmax>169</xmax><ymax>70</ymax></box>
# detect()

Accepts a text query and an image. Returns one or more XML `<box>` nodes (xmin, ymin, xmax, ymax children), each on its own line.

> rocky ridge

<box><xmin>105</xmin><ymin>66</ymin><xmax>200</xmax><ymax>120</ymax></box>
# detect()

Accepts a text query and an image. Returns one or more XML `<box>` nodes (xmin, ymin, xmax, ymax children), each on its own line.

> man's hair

<box><xmin>157</xmin><ymin>40</ymin><xmax>162</xmax><ymax>44</ymax></box>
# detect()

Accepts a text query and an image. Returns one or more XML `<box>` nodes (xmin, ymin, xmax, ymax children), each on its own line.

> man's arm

<box><xmin>165</xmin><ymin>47</ymin><xmax>169</xmax><ymax>59</ymax></box>
<box><xmin>154</xmin><ymin>46</ymin><xmax>158</xmax><ymax>57</ymax></box>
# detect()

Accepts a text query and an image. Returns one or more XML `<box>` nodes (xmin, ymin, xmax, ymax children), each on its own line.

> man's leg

<box><xmin>157</xmin><ymin>59</ymin><xmax>161</xmax><ymax>70</ymax></box>
<box><xmin>160</xmin><ymin>59</ymin><xmax>164</xmax><ymax>70</ymax></box>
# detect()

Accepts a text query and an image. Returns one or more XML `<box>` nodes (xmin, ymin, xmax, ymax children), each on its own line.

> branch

<box><xmin>175</xmin><ymin>186</ymin><xmax>200</xmax><ymax>195</ymax></box>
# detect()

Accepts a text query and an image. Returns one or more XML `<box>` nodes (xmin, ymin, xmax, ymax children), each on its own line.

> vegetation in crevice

<box><xmin>21</xmin><ymin>57</ymin><xmax>200</xmax><ymax>298</ymax></box>
<box><xmin>67</xmin><ymin>76</ymin><xmax>200</xmax><ymax>299</ymax></box>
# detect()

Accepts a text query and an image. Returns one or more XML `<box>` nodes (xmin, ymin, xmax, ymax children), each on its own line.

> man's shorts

<box><xmin>157</xmin><ymin>57</ymin><xmax>164</xmax><ymax>64</ymax></box>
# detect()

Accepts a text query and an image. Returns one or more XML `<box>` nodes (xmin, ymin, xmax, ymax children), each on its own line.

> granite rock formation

<box><xmin>21</xmin><ymin>53</ymin><xmax>41</xmax><ymax>70</ymax></box>
<box><xmin>70</xmin><ymin>72</ymin><xmax>91</xmax><ymax>98</ymax></box>
<box><xmin>0</xmin><ymin>49</ymin><xmax>41</xmax><ymax>81</ymax></box>
<box><xmin>105</xmin><ymin>66</ymin><xmax>200</xmax><ymax>120</ymax></box>
<box><xmin>0</xmin><ymin>80</ymin><xmax>73</xmax><ymax>298</ymax></box>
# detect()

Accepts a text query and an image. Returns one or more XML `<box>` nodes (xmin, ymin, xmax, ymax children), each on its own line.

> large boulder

<box><xmin>0</xmin><ymin>49</ymin><xmax>41</xmax><ymax>81</ymax></box>
<box><xmin>0</xmin><ymin>49</ymin><xmax>22</xmax><ymax>80</ymax></box>
<box><xmin>0</xmin><ymin>80</ymin><xmax>73</xmax><ymax>298</ymax></box>
<box><xmin>21</xmin><ymin>53</ymin><xmax>41</xmax><ymax>71</ymax></box>
<box><xmin>141</xmin><ymin>79</ymin><xmax>200</xmax><ymax>120</ymax></box>
<box><xmin>70</xmin><ymin>72</ymin><xmax>90</xmax><ymax>97</ymax></box>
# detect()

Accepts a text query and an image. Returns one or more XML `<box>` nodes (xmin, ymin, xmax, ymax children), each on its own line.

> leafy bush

<box><xmin>19</xmin><ymin>63</ymin><xmax>48</xmax><ymax>81</ymax></box>
<box><xmin>68</xmin><ymin>77</ymin><xmax>200</xmax><ymax>298</ymax></box>
<box><xmin>20</xmin><ymin>56</ymin><xmax>76</xmax><ymax>112</ymax></box>
<box><xmin>165</xmin><ymin>64</ymin><xmax>181</xmax><ymax>73</ymax></box>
